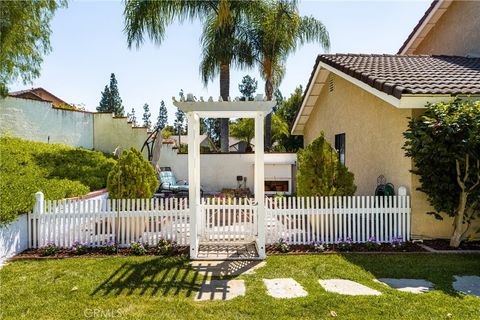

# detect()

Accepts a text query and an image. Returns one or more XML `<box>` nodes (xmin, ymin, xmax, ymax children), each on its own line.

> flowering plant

<box><xmin>365</xmin><ymin>236</ymin><xmax>381</xmax><ymax>251</ymax></box>
<box><xmin>275</xmin><ymin>238</ymin><xmax>290</xmax><ymax>253</ymax></box>
<box><xmin>155</xmin><ymin>239</ymin><xmax>177</xmax><ymax>256</ymax></box>
<box><xmin>311</xmin><ymin>241</ymin><xmax>327</xmax><ymax>252</ymax></box>
<box><xmin>71</xmin><ymin>241</ymin><xmax>89</xmax><ymax>255</ymax></box>
<box><xmin>130</xmin><ymin>241</ymin><xmax>147</xmax><ymax>255</ymax></box>
<box><xmin>335</xmin><ymin>237</ymin><xmax>353</xmax><ymax>252</ymax></box>
<box><xmin>39</xmin><ymin>242</ymin><xmax>60</xmax><ymax>256</ymax></box>
<box><xmin>102</xmin><ymin>240</ymin><xmax>118</xmax><ymax>254</ymax></box>
<box><xmin>390</xmin><ymin>236</ymin><xmax>405</xmax><ymax>251</ymax></box>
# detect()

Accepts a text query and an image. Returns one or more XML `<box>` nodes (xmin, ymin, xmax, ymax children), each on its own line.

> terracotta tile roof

<box><xmin>319</xmin><ymin>54</ymin><xmax>480</xmax><ymax>99</ymax></box>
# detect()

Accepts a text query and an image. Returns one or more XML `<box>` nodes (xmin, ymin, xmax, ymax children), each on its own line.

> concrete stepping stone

<box><xmin>377</xmin><ymin>278</ymin><xmax>434</xmax><ymax>294</ymax></box>
<box><xmin>195</xmin><ymin>279</ymin><xmax>245</xmax><ymax>301</ymax></box>
<box><xmin>319</xmin><ymin>279</ymin><xmax>381</xmax><ymax>296</ymax></box>
<box><xmin>453</xmin><ymin>275</ymin><xmax>480</xmax><ymax>297</ymax></box>
<box><xmin>263</xmin><ymin>278</ymin><xmax>308</xmax><ymax>299</ymax></box>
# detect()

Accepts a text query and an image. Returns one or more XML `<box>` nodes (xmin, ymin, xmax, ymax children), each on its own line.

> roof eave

<box><xmin>398</xmin><ymin>0</ymin><xmax>452</xmax><ymax>54</ymax></box>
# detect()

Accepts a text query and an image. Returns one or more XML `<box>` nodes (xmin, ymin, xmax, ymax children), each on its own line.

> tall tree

<box><xmin>142</xmin><ymin>103</ymin><xmax>151</xmax><ymax>129</ymax></box>
<box><xmin>97</xmin><ymin>73</ymin><xmax>124</xmax><ymax>116</ymax></box>
<box><xmin>156</xmin><ymin>100</ymin><xmax>168</xmax><ymax>130</ymax></box>
<box><xmin>244</xmin><ymin>1</ymin><xmax>330</xmax><ymax>149</ymax></box>
<box><xmin>231</xmin><ymin>113</ymin><xmax>288</xmax><ymax>148</ymax></box>
<box><xmin>174</xmin><ymin>109</ymin><xmax>186</xmax><ymax>147</ymax></box>
<box><xmin>239</xmin><ymin>75</ymin><xmax>258</xmax><ymax>101</ymax></box>
<box><xmin>124</xmin><ymin>0</ymin><xmax>257</xmax><ymax>152</ymax></box>
<box><xmin>274</xmin><ymin>86</ymin><xmax>304</xmax><ymax>152</ymax></box>
<box><xmin>0</xmin><ymin>0</ymin><xmax>66</xmax><ymax>96</ymax></box>
<box><xmin>127</xmin><ymin>107</ymin><xmax>137</xmax><ymax>126</ymax></box>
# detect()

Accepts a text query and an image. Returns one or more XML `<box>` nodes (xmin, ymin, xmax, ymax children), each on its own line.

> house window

<box><xmin>335</xmin><ymin>133</ymin><xmax>346</xmax><ymax>165</ymax></box>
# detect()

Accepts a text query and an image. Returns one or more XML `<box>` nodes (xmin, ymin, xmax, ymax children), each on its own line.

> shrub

<box><xmin>130</xmin><ymin>242</ymin><xmax>147</xmax><ymax>255</ymax></box>
<box><xmin>390</xmin><ymin>236</ymin><xmax>406</xmax><ymax>251</ymax></box>
<box><xmin>297</xmin><ymin>133</ymin><xmax>356</xmax><ymax>197</ymax></box>
<box><xmin>403</xmin><ymin>99</ymin><xmax>480</xmax><ymax>247</ymax></box>
<box><xmin>107</xmin><ymin>148</ymin><xmax>158</xmax><ymax>199</ymax></box>
<box><xmin>0</xmin><ymin>137</ymin><xmax>115</xmax><ymax>224</ymax></box>
<box><xmin>365</xmin><ymin>236</ymin><xmax>381</xmax><ymax>251</ymax></box>
<box><xmin>311</xmin><ymin>241</ymin><xmax>327</xmax><ymax>252</ymax></box>
<box><xmin>39</xmin><ymin>243</ymin><xmax>60</xmax><ymax>256</ymax></box>
<box><xmin>102</xmin><ymin>240</ymin><xmax>117</xmax><ymax>255</ymax></box>
<box><xmin>71</xmin><ymin>241</ymin><xmax>89</xmax><ymax>255</ymax></box>
<box><xmin>155</xmin><ymin>239</ymin><xmax>177</xmax><ymax>256</ymax></box>
<box><xmin>335</xmin><ymin>237</ymin><xmax>353</xmax><ymax>252</ymax></box>
<box><xmin>275</xmin><ymin>238</ymin><xmax>290</xmax><ymax>253</ymax></box>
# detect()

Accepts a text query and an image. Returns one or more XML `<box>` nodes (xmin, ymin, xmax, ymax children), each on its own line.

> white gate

<box><xmin>199</xmin><ymin>198</ymin><xmax>257</xmax><ymax>243</ymax></box>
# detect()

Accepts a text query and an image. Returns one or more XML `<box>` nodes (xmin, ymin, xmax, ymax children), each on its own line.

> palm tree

<box><xmin>199</xmin><ymin>4</ymin><xmax>255</xmax><ymax>152</ymax></box>
<box><xmin>124</xmin><ymin>0</ymin><xmax>256</xmax><ymax>152</ymax></box>
<box><xmin>244</xmin><ymin>0</ymin><xmax>330</xmax><ymax>150</ymax></box>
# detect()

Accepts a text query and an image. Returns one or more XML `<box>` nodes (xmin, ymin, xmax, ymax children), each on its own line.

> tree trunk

<box><xmin>220</xmin><ymin>63</ymin><xmax>230</xmax><ymax>152</ymax></box>
<box><xmin>264</xmin><ymin>79</ymin><xmax>274</xmax><ymax>150</ymax></box>
<box><xmin>450</xmin><ymin>191</ymin><xmax>468</xmax><ymax>247</ymax></box>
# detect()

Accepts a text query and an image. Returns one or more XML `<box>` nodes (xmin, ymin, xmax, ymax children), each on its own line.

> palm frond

<box><xmin>298</xmin><ymin>16</ymin><xmax>330</xmax><ymax>51</ymax></box>
<box><xmin>123</xmin><ymin>0</ymin><xmax>213</xmax><ymax>49</ymax></box>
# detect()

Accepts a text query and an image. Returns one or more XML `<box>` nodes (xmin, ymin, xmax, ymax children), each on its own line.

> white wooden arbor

<box><xmin>173</xmin><ymin>95</ymin><xmax>275</xmax><ymax>259</ymax></box>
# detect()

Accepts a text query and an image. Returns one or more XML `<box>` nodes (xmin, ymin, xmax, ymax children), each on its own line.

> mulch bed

<box><xmin>266</xmin><ymin>242</ymin><xmax>426</xmax><ymax>255</ymax></box>
<box><xmin>422</xmin><ymin>239</ymin><xmax>480</xmax><ymax>251</ymax></box>
<box><xmin>12</xmin><ymin>247</ymin><xmax>190</xmax><ymax>260</ymax></box>
<box><xmin>15</xmin><ymin>241</ymin><xmax>477</xmax><ymax>260</ymax></box>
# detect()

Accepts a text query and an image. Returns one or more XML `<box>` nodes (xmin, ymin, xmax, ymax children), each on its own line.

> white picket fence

<box><xmin>200</xmin><ymin>197</ymin><xmax>257</xmax><ymax>243</ymax></box>
<box><xmin>265</xmin><ymin>196</ymin><xmax>411</xmax><ymax>244</ymax></box>
<box><xmin>28</xmin><ymin>193</ymin><xmax>410</xmax><ymax>249</ymax></box>
<box><xmin>28</xmin><ymin>195</ymin><xmax>189</xmax><ymax>248</ymax></box>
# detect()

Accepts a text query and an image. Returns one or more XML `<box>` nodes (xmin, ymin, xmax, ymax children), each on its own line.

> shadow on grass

<box><xmin>91</xmin><ymin>256</ymin><xmax>201</xmax><ymax>298</ymax></box>
<box><xmin>339</xmin><ymin>253</ymin><xmax>480</xmax><ymax>298</ymax></box>
<box><xmin>90</xmin><ymin>256</ymin><xmax>263</xmax><ymax>300</ymax></box>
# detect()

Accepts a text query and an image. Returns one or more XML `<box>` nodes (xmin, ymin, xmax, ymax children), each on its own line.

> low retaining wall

<box><xmin>0</xmin><ymin>190</ymin><xmax>108</xmax><ymax>265</ymax></box>
<box><xmin>0</xmin><ymin>214</ymin><xmax>28</xmax><ymax>265</ymax></box>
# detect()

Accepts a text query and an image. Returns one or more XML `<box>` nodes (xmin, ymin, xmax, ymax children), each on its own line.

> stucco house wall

<box><xmin>304</xmin><ymin>74</ymin><xmax>413</xmax><ymax>196</ymax></box>
<box><xmin>412</xmin><ymin>1</ymin><xmax>480</xmax><ymax>56</ymax></box>
<box><xmin>303</xmin><ymin>74</ymin><xmax>457</xmax><ymax>239</ymax></box>
<box><xmin>0</xmin><ymin>96</ymin><xmax>93</xmax><ymax>148</ymax></box>
<box><xmin>93</xmin><ymin>113</ymin><xmax>149</xmax><ymax>157</ymax></box>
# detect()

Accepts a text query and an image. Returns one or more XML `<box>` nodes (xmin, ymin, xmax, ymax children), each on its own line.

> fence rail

<box><xmin>28</xmin><ymin>196</ymin><xmax>189</xmax><ymax>248</ymax></box>
<box><xmin>28</xmin><ymin>194</ymin><xmax>410</xmax><ymax>249</ymax></box>
<box><xmin>200</xmin><ymin>197</ymin><xmax>257</xmax><ymax>243</ymax></box>
<box><xmin>265</xmin><ymin>196</ymin><xmax>410</xmax><ymax>244</ymax></box>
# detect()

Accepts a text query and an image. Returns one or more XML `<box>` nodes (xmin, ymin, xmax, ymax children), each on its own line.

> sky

<box><xmin>10</xmin><ymin>0</ymin><xmax>432</xmax><ymax>124</ymax></box>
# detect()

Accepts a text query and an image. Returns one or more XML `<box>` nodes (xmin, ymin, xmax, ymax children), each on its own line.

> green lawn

<box><xmin>1</xmin><ymin>254</ymin><xmax>479</xmax><ymax>319</ymax></box>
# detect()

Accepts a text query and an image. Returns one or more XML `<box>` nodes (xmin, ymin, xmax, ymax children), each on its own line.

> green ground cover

<box><xmin>0</xmin><ymin>254</ymin><xmax>478</xmax><ymax>319</ymax></box>
<box><xmin>0</xmin><ymin>137</ymin><xmax>115</xmax><ymax>223</ymax></box>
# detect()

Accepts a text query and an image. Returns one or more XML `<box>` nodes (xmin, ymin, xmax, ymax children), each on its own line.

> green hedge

<box><xmin>0</xmin><ymin>137</ymin><xmax>116</xmax><ymax>224</ymax></box>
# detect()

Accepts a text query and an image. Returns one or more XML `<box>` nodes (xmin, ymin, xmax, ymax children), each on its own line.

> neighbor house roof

<box><xmin>9</xmin><ymin>87</ymin><xmax>75</xmax><ymax>109</ymax></box>
<box><xmin>292</xmin><ymin>53</ymin><xmax>480</xmax><ymax>135</ymax></box>
<box><xmin>398</xmin><ymin>0</ymin><xmax>452</xmax><ymax>54</ymax></box>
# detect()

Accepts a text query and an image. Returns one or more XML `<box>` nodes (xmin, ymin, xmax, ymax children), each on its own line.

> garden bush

<box><xmin>297</xmin><ymin>133</ymin><xmax>356</xmax><ymax>196</ymax></box>
<box><xmin>0</xmin><ymin>137</ymin><xmax>116</xmax><ymax>224</ymax></box>
<box><xmin>403</xmin><ymin>99</ymin><xmax>480</xmax><ymax>247</ymax></box>
<box><xmin>107</xmin><ymin>147</ymin><xmax>158</xmax><ymax>199</ymax></box>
